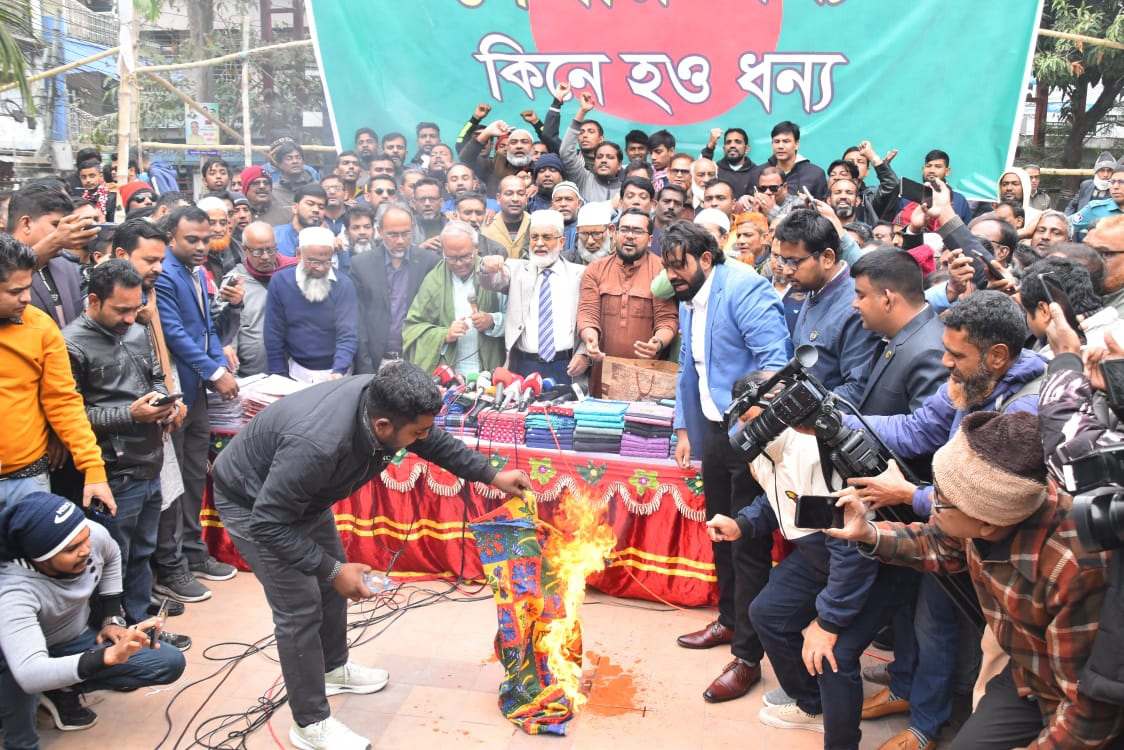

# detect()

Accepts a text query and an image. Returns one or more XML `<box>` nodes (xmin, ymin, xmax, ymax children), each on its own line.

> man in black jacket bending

<box><xmin>211</xmin><ymin>361</ymin><xmax>530</xmax><ymax>750</ymax></box>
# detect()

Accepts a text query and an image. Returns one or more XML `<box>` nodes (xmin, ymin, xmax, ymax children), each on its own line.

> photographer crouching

<box><xmin>708</xmin><ymin>372</ymin><xmax>914</xmax><ymax>748</ymax></box>
<box><xmin>829</xmin><ymin>410</ymin><xmax>1123</xmax><ymax>749</ymax></box>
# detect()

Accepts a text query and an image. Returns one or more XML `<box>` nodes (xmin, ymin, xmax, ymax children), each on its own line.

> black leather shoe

<box><xmin>703</xmin><ymin>659</ymin><xmax>761</xmax><ymax>703</ymax></box>
<box><xmin>677</xmin><ymin>620</ymin><xmax>734</xmax><ymax>649</ymax></box>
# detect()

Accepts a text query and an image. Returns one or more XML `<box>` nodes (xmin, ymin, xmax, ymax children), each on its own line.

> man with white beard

<box><xmin>217</xmin><ymin>222</ymin><xmax>297</xmax><ymax>376</ymax></box>
<box><xmin>343</xmin><ymin>205</ymin><xmax>375</xmax><ymax>257</ymax></box>
<box><xmin>565</xmin><ymin>201</ymin><xmax>614</xmax><ymax>265</ymax></box>
<box><xmin>458</xmin><ymin>120</ymin><xmax>536</xmax><ymax>195</ymax></box>
<box><xmin>264</xmin><ymin>227</ymin><xmax>359</xmax><ymax>384</ymax></box>
<box><xmin>478</xmin><ymin>209</ymin><xmax>590</xmax><ymax>386</ymax></box>
<box><xmin>827</xmin><ymin>175</ymin><xmax>861</xmax><ymax>224</ymax></box>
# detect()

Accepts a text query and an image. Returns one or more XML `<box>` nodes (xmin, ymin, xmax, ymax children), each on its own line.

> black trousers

<box><xmin>953</xmin><ymin>665</ymin><xmax>1124</xmax><ymax>749</ymax></box>
<box><xmin>700</xmin><ymin>418</ymin><xmax>772</xmax><ymax>663</ymax></box>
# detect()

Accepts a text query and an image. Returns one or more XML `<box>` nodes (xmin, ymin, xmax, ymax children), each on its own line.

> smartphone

<box><xmin>1099</xmin><ymin>358</ymin><xmax>1124</xmax><ymax>412</ymax></box>
<box><xmin>800</xmin><ymin>185</ymin><xmax>815</xmax><ymax>206</ymax></box>
<box><xmin>149</xmin><ymin>391</ymin><xmax>183</xmax><ymax>407</ymax></box>
<box><xmin>900</xmin><ymin>177</ymin><xmax>933</xmax><ymax>205</ymax></box>
<box><xmin>222</xmin><ymin>274</ymin><xmax>242</xmax><ymax>288</ymax></box>
<box><xmin>144</xmin><ymin>597</ymin><xmax>170</xmax><ymax>648</ymax></box>
<box><xmin>795</xmin><ymin>495</ymin><xmax>845</xmax><ymax>530</ymax></box>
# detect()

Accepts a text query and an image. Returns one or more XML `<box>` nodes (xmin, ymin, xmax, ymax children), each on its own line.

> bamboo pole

<box><xmin>0</xmin><ymin>46</ymin><xmax>121</xmax><ymax>94</ymax></box>
<box><xmin>143</xmin><ymin>72</ymin><xmax>244</xmax><ymax>144</ymax></box>
<box><xmin>115</xmin><ymin>3</ymin><xmax>134</xmax><ymax>187</ymax></box>
<box><xmin>1038</xmin><ymin>28</ymin><xmax>1124</xmax><ymax>52</ymax></box>
<box><xmin>241</xmin><ymin>12</ymin><xmax>252</xmax><ymax>167</ymax></box>
<box><xmin>135</xmin><ymin>38</ymin><xmax>312</xmax><ymax>74</ymax></box>
<box><xmin>140</xmin><ymin>141</ymin><xmax>338</xmax><ymax>153</ymax></box>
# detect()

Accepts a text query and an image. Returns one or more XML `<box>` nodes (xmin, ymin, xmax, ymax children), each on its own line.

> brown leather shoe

<box><xmin>876</xmin><ymin>729</ymin><xmax>928</xmax><ymax>750</ymax></box>
<box><xmin>676</xmin><ymin>620</ymin><xmax>734</xmax><ymax>649</ymax></box>
<box><xmin>703</xmin><ymin>659</ymin><xmax>761</xmax><ymax>703</ymax></box>
<box><xmin>862</xmin><ymin>686</ymin><xmax>910</xmax><ymax>719</ymax></box>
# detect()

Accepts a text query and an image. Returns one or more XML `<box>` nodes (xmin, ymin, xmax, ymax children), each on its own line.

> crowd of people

<box><xmin>0</xmin><ymin>84</ymin><xmax>1123</xmax><ymax>750</ymax></box>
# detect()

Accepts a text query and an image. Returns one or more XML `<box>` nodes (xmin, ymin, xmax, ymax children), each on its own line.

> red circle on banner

<box><xmin>527</xmin><ymin>0</ymin><xmax>783</xmax><ymax>125</ymax></box>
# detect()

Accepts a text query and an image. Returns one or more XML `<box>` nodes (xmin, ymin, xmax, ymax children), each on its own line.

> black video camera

<box><xmin>727</xmin><ymin>345</ymin><xmax>907</xmax><ymax>482</ymax></box>
<box><xmin>1065</xmin><ymin>444</ymin><xmax>1124</xmax><ymax>551</ymax></box>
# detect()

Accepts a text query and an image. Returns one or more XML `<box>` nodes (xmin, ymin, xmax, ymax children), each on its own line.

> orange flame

<box><xmin>535</xmin><ymin>489</ymin><xmax>617</xmax><ymax>713</ymax></box>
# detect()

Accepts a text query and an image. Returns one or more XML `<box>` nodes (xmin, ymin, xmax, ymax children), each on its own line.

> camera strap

<box><xmin>817</xmin><ymin>439</ymin><xmax>838</xmax><ymax>492</ymax></box>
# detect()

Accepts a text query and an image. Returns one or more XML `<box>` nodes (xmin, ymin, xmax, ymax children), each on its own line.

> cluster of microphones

<box><xmin>432</xmin><ymin>365</ymin><xmax>586</xmax><ymax>429</ymax></box>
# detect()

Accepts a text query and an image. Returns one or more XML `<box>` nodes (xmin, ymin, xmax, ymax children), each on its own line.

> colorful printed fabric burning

<box><xmin>470</xmin><ymin>491</ymin><xmax>616</xmax><ymax>735</ymax></box>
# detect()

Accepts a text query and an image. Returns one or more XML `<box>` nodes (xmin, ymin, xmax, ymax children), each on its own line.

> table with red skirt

<box><xmin>200</xmin><ymin>435</ymin><xmax>726</xmax><ymax>607</ymax></box>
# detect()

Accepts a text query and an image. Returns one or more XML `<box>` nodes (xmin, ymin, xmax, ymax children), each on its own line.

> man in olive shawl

<box><xmin>403</xmin><ymin>220</ymin><xmax>507</xmax><ymax>376</ymax></box>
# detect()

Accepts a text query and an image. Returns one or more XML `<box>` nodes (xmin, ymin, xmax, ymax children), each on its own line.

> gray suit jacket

<box><xmin>349</xmin><ymin>243</ymin><xmax>439</xmax><ymax>373</ymax></box>
<box><xmin>30</xmin><ymin>257</ymin><xmax>82</xmax><ymax>327</ymax></box>
<box><xmin>856</xmin><ymin>305</ymin><xmax>947</xmax><ymax>417</ymax></box>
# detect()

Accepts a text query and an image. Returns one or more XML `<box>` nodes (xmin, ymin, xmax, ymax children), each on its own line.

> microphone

<box><xmin>432</xmin><ymin>364</ymin><xmax>462</xmax><ymax>387</ymax></box>
<box><xmin>500</xmin><ymin>376</ymin><xmax>524</xmax><ymax>409</ymax></box>
<box><xmin>491</xmin><ymin>366</ymin><xmax>516</xmax><ymax>407</ymax></box>
<box><xmin>467</xmin><ymin>292</ymin><xmax>479</xmax><ymax>315</ymax></box>
<box><xmin>516</xmin><ymin>373</ymin><xmax>543</xmax><ymax>410</ymax></box>
<box><xmin>541</xmin><ymin>377</ymin><xmax>557</xmax><ymax>391</ymax></box>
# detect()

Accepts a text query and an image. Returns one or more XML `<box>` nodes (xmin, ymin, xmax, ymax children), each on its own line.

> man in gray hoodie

<box><xmin>0</xmin><ymin>492</ymin><xmax>185</xmax><ymax>745</ymax></box>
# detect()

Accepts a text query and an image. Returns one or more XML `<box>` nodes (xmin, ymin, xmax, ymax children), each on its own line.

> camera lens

<box><xmin>1072</xmin><ymin>492</ymin><xmax>1124</xmax><ymax>552</ymax></box>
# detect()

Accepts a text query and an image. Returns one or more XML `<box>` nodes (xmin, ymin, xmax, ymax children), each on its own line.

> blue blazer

<box><xmin>154</xmin><ymin>248</ymin><xmax>225</xmax><ymax>407</ymax></box>
<box><xmin>674</xmin><ymin>263</ymin><xmax>792</xmax><ymax>457</ymax></box>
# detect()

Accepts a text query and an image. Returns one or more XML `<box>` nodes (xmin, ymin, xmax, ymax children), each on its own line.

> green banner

<box><xmin>308</xmin><ymin>0</ymin><xmax>1042</xmax><ymax>200</ymax></box>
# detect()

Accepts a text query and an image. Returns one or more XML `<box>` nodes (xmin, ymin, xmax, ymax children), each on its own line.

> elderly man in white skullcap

<box><xmin>263</xmin><ymin>226</ymin><xmax>360</xmax><ymax>383</ymax></box>
<box><xmin>477</xmin><ymin>209</ymin><xmax>591</xmax><ymax>385</ymax></box>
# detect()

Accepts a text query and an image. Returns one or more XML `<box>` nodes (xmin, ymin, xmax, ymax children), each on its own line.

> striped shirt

<box><xmin>864</xmin><ymin>495</ymin><xmax>1122</xmax><ymax>749</ymax></box>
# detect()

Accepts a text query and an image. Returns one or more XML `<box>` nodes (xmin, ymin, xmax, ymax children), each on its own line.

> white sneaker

<box><xmin>289</xmin><ymin>716</ymin><xmax>371</xmax><ymax>750</ymax></box>
<box><xmin>758</xmin><ymin>702</ymin><xmax>825</xmax><ymax>733</ymax></box>
<box><xmin>324</xmin><ymin>662</ymin><xmax>389</xmax><ymax>696</ymax></box>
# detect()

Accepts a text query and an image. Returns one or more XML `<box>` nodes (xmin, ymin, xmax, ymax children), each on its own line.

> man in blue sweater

<box><xmin>773</xmin><ymin>209</ymin><xmax>881</xmax><ymax>406</ymax></box>
<box><xmin>265</xmin><ymin>227</ymin><xmax>359</xmax><ymax>383</ymax></box>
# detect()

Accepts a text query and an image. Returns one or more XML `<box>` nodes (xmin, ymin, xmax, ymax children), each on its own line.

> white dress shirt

<box><xmin>686</xmin><ymin>270</ymin><xmax>721</xmax><ymax>422</ymax></box>
<box><xmin>520</xmin><ymin>262</ymin><xmax>575</xmax><ymax>356</ymax></box>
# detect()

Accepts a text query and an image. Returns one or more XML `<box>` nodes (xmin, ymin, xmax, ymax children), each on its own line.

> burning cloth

<box><xmin>470</xmin><ymin>494</ymin><xmax>587</xmax><ymax>735</ymax></box>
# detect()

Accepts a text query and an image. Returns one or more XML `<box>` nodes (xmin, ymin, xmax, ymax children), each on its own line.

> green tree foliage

<box><xmin>1034</xmin><ymin>0</ymin><xmax>1124</xmax><ymax>176</ymax></box>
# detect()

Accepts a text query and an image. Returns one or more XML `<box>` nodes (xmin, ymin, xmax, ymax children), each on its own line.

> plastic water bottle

<box><xmin>362</xmin><ymin>571</ymin><xmax>396</xmax><ymax>593</ymax></box>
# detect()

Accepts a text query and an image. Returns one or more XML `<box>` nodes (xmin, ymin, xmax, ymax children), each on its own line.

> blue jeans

<box><xmin>0</xmin><ymin>626</ymin><xmax>185</xmax><ymax>750</ymax></box>
<box><xmin>0</xmin><ymin>472</ymin><xmax>49</xmax><ymax>511</ymax></box>
<box><xmin>888</xmin><ymin>573</ymin><xmax>980</xmax><ymax>737</ymax></box>
<box><xmin>750</xmin><ymin>547</ymin><xmax>913</xmax><ymax>750</ymax></box>
<box><xmin>105</xmin><ymin>477</ymin><xmax>163</xmax><ymax>623</ymax></box>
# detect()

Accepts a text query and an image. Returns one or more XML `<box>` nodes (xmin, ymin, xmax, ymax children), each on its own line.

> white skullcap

<box><xmin>298</xmin><ymin>226</ymin><xmax>335</xmax><ymax>248</ymax></box>
<box><xmin>576</xmin><ymin>201</ymin><xmax>613</xmax><ymax>227</ymax></box>
<box><xmin>695</xmin><ymin>208</ymin><xmax>731</xmax><ymax>233</ymax></box>
<box><xmin>552</xmin><ymin>181</ymin><xmax>582</xmax><ymax>199</ymax></box>
<box><xmin>196</xmin><ymin>196</ymin><xmax>228</xmax><ymax>214</ymax></box>
<box><xmin>529</xmin><ymin>209</ymin><xmax>565</xmax><ymax>232</ymax></box>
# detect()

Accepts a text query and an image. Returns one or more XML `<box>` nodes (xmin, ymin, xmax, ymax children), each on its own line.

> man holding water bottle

<box><xmin>211</xmin><ymin>361</ymin><xmax>530</xmax><ymax>750</ymax></box>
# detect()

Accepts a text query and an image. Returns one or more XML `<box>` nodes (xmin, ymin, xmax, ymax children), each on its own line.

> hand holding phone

<box><xmin>149</xmin><ymin>391</ymin><xmax>183</xmax><ymax>407</ymax></box>
<box><xmin>795</xmin><ymin>495</ymin><xmax>845</xmax><ymax>530</ymax></box>
<box><xmin>143</xmin><ymin>598</ymin><xmax>170</xmax><ymax>648</ymax></box>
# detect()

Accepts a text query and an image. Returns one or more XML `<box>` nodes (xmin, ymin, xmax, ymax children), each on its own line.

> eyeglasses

<box><xmin>617</xmin><ymin>226</ymin><xmax>650</xmax><ymax>237</ymax></box>
<box><xmin>302</xmin><ymin>258</ymin><xmax>333</xmax><ymax>268</ymax></box>
<box><xmin>773</xmin><ymin>253</ymin><xmax>815</xmax><ymax>271</ymax></box>
<box><xmin>529</xmin><ymin>233</ymin><xmax>560</xmax><ymax>243</ymax></box>
<box><xmin>1110</xmin><ymin>179</ymin><xmax>1124</xmax><ymax>187</ymax></box>
<box><xmin>931</xmin><ymin>502</ymin><xmax>957</xmax><ymax>513</ymax></box>
<box><xmin>668</xmin><ymin>167</ymin><xmax>691</xmax><ymax>176</ymax></box>
<box><xmin>578</xmin><ymin>229</ymin><xmax>607</xmax><ymax>241</ymax></box>
<box><xmin>383</xmin><ymin>230</ymin><xmax>412</xmax><ymax>241</ymax></box>
<box><xmin>443</xmin><ymin>253</ymin><xmax>475</xmax><ymax>264</ymax></box>
<box><xmin>371</xmin><ymin>187</ymin><xmax>397</xmax><ymax>195</ymax></box>
<box><xmin>757</xmin><ymin>184</ymin><xmax>784</xmax><ymax>193</ymax></box>
<box><xmin>246</xmin><ymin>246</ymin><xmax>278</xmax><ymax>257</ymax></box>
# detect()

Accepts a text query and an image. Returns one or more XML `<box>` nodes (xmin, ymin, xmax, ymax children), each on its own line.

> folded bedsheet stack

<box><xmin>524</xmin><ymin>403</ymin><xmax>576</xmax><ymax>450</ymax></box>
<box><xmin>571</xmin><ymin>399</ymin><xmax>631</xmax><ymax>454</ymax></box>
<box><xmin>620</xmin><ymin>402</ymin><xmax>675</xmax><ymax>459</ymax></box>
<box><xmin>477</xmin><ymin>408</ymin><xmax>526</xmax><ymax>445</ymax></box>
